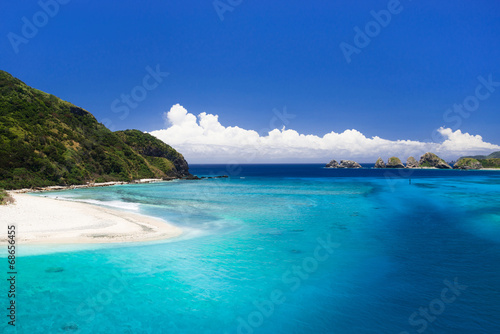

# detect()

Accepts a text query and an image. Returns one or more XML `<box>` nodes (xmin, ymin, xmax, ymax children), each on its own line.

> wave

<box><xmin>43</xmin><ymin>195</ymin><xmax>141</xmax><ymax>212</ymax></box>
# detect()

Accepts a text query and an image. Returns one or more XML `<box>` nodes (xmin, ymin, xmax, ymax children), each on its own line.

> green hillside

<box><xmin>477</xmin><ymin>158</ymin><xmax>500</xmax><ymax>168</ymax></box>
<box><xmin>0</xmin><ymin>70</ymin><xmax>191</xmax><ymax>189</ymax></box>
<box><xmin>116</xmin><ymin>129</ymin><xmax>190</xmax><ymax>177</ymax></box>
<box><xmin>453</xmin><ymin>158</ymin><xmax>483</xmax><ymax>170</ymax></box>
<box><xmin>459</xmin><ymin>151</ymin><xmax>500</xmax><ymax>169</ymax></box>
<box><xmin>462</xmin><ymin>151</ymin><xmax>500</xmax><ymax>160</ymax></box>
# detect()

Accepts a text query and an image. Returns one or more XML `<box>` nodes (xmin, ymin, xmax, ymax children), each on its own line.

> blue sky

<box><xmin>2</xmin><ymin>0</ymin><xmax>500</xmax><ymax>162</ymax></box>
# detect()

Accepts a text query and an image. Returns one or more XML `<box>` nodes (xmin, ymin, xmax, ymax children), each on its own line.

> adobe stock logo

<box><xmin>110</xmin><ymin>65</ymin><xmax>169</xmax><ymax>122</ymax></box>
<box><xmin>76</xmin><ymin>270</ymin><xmax>129</xmax><ymax>324</ymax></box>
<box><xmin>7</xmin><ymin>0</ymin><xmax>71</xmax><ymax>54</ymax></box>
<box><xmin>213</xmin><ymin>0</ymin><xmax>243</xmax><ymax>21</ymax></box>
<box><xmin>441</xmin><ymin>75</ymin><xmax>499</xmax><ymax>133</ymax></box>
<box><xmin>340</xmin><ymin>0</ymin><xmax>404</xmax><ymax>64</ymax></box>
<box><xmin>400</xmin><ymin>277</ymin><xmax>467</xmax><ymax>334</ymax></box>
<box><xmin>225</xmin><ymin>234</ymin><xmax>340</xmax><ymax>334</ymax></box>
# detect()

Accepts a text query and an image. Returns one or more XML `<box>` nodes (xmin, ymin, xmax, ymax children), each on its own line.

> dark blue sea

<box><xmin>3</xmin><ymin>164</ymin><xmax>500</xmax><ymax>333</ymax></box>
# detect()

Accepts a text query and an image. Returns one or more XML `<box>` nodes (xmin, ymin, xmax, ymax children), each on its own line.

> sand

<box><xmin>0</xmin><ymin>193</ymin><xmax>182</xmax><ymax>245</ymax></box>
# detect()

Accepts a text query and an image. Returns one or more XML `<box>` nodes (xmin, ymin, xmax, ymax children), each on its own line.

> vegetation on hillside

<box><xmin>387</xmin><ymin>157</ymin><xmax>404</xmax><ymax>166</ymax></box>
<box><xmin>453</xmin><ymin>158</ymin><xmax>483</xmax><ymax>170</ymax></box>
<box><xmin>478</xmin><ymin>158</ymin><xmax>500</xmax><ymax>168</ymax></box>
<box><xmin>0</xmin><ymin>70</ymin><xmax>191</xmax><ymax>189</ymax></box>
<box><xmin>417</xmin><ymin>152</ymin><xmax>452</xmax><ymax>169</ymax></box>
<box><xmin>463</xmin><ymin>151</ymin><xmax>500</xmax><ymax>160</ymax></box>
<box><xmin>459</xmin><ymin>152</ymin><xmax>500</xmax><ymax>169</ymax></box>
<box><xmin>0</xmin><ymin>189</ymin><xmax>14</xmax><ymax>205</ymax></box>
<box><xmin>116</xmin><ymin>130</ymin><xmax>190</xmax><ymax>177</ymax></box>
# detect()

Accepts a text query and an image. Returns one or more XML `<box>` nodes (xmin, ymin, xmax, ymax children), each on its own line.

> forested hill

<box><xmin>462</xmin><ymin>151</ymin><xmax>500</xmax><ymax>160</ymax></box>
<box><xmin>0</xmin><ymin>70</ymin><xmax>191</xmax><ymax>189</ymax></box>
<box><xmin>458</xmin><ymin>151</ymin><xmax>500</xmax><ymax>169</ymax></box>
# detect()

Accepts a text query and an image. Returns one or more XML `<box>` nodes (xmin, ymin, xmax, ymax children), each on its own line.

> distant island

<box><xmin>326</xmin><ymin>152</ymin><xmax>500</xmax><ymax>170</ymax></box>
<box><xmin>454</xmin><ymin>152</ymin><xmax>500</xmax><ymax>170</ymax></box>
<box><xmin>0</xmin><ymin>70</ymin><xmax>193</xmax><ymax>191</ymax></box>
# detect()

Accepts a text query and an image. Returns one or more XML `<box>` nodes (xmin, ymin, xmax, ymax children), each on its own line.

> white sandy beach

<box><xmin>0</xmin><ymin>193</ymin><xmax>182</xmax><ymax>245</ymax></box>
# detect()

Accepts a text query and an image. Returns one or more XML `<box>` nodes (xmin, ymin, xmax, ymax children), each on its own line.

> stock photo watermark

<box><xmin>185</xmin><ymin>106</ymin><xmax>296</xmax><ymax>226</ymax></box>
<box><xmin>435</xmin><ymin>74</ymin><xmax>500</xmax><ymax>141</ymax></box>
<box><xmin>7</xmin><ymin>0</ymin><xmax>71</xmax><ymax>54</ymax></box>
<box><xmin>400</xmin><ymin>277</ymin><xmax>467</xmax><ymax>334</ymax></box>
<box><xmin>225</xmin><ymin>234</ymin><xmax>340</xmax><ymax>334</ymax></box>
<box><xmin>197</xmin><ymin>106</ymin><xmax>296</xmax><ymax>179</ymax></box>
<box><xmin>102</xmin><ymin>64</ymin><xmax>169</xmax><ymax>131</ymax></box>
<box><xmin>340</xmin><ymin>0</ymin><xmax>405</xmax><ymax>64</ymax></box>
<box><xmin>5</xmin><ymin>225</ymin><xmax>17</xmax><ymax>328</ymax></box>
<box><xmin>76</xmin><ymin>270</ymin><xmax>129</xmax><ymax>324</ymax></box>
<box><xmin>213</xmin><ymin>0</ymin><xmax>243</xmax><ymax>21</ymax></box>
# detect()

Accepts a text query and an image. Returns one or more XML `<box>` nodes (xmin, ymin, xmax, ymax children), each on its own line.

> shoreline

<box><xmin>0</xmin><ymin>193</ymin><xmax>182</xmax><ymax>245</ymax></box>
<box><xmin>9</xmin><ymin>178</ymin><xmax>180</xmax><ymax>194</ymax></box>
<box><xmin>8</xmin><ymin>175</ymin><xmax>229</xmax><ymax>194</ymax></box>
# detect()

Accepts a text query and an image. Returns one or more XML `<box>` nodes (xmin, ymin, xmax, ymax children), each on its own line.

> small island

<box><xmin>325</xmin><ymin>159</ymin><xmax>361</xmax><ymax>168</ymax></box>
<box><xmin>453</xmin><ymin>152</ymin><xmax>500</xmax><ymax>170</ymax></box>
<box><xmin>325</xmin><ymin>151</ymin><xmax>500</xmax><ymax>170</ymax></box>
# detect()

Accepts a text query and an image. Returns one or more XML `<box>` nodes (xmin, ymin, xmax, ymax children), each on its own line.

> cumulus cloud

<box><xmin>149</xmin><ymin>104</ymin><xmax>500</xmax><ymax>163</ymax></box>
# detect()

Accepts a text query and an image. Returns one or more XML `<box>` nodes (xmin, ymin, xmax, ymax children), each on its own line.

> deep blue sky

<box><xmin>2</xmin><ymin>0</ymin><xmax>500</xmax><ymax>144</ymax></box>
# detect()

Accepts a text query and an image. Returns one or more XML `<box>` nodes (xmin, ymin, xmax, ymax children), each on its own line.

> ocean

<box><xmin>2</xmin><ymin>164</ymin><xmax>500</xmax><ymax>333</ymax></box>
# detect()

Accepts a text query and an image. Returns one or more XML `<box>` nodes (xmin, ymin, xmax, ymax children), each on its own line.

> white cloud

<box><xmin>149</xmin><ymin>104</ymin><xmax>500</xmax><ymax>163</ymax></box>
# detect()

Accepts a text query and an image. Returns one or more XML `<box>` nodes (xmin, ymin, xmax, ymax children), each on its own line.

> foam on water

<box><xmin>40</xmin><ymin>195</ymin><xmax>141</xmax><ymax>212</ymax></box>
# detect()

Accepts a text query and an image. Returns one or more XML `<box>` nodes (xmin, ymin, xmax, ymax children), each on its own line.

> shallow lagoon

<box><xmin>3</xmin><ymin>165</ymin><xmax>500</xmax><ymax>333</ymax></box>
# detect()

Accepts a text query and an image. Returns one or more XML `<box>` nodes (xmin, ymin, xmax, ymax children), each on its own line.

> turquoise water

<box><xmin>2</xmin><ymin>165</ymin><xmax>500</xmax><ymax>333</ymax></box>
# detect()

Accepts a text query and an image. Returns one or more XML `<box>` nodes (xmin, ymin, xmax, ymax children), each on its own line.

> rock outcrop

<box><xmin>339</xmin><ymin>160</ymin><xmax>362</xmax><ymax>168</ymax></box>
<box><xmin>419</xmin><ymin>152</ymin><xmax>452</xmax><ymax>169</ymax></box>
<box><xmin>325</xmin><ymin>160</ymin><xmax>339</xmax><ymax>168</ymax></box>
<box><xmin>406</xmin><ymin>156</ymin><xmax>419</xmax><ymax>168</ymax></box>
<box><xmin>453</xmin><ymin>158</ymin><xmax>483</xmax><ymax>170</ymax></box>
<box><xmin>326</xmin><ymin>159</ymin><xmax>362</xmax><ymax>168</ymax></box>
<box><xmin>386</xmin><ymin>157</ymin><xmax>405</xmax><ymax>168</ymax></box>
<box><xmin>374</xmin><ymin>157</ymin><xmax>386</xmax><ymax>168</ymax></box>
